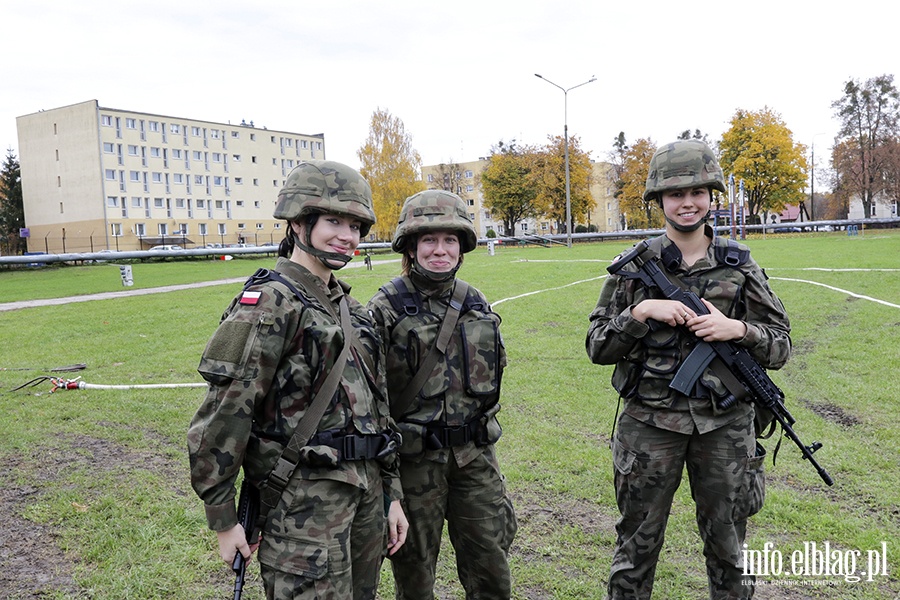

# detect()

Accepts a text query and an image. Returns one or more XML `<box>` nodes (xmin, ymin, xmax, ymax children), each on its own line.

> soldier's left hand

<box><xmin>686</xmin><ymin>299</ymin><xmax>748</xmax><ymax>342</ymax></box>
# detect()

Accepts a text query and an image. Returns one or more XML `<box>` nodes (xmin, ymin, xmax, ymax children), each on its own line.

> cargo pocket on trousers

<box><xmin>611</xmin><ymin>440</ymin><xmax>642</xmax><ymax>517</ymax></box>
<box><xmin>736</xmin><ymin>442</ymin><xmax>766</xmax><ymax>520</ymax></box>
<box><xmin>258</xmin><ymin>533</ymin><xmax>329</xmax><ymax>580</ymax></box>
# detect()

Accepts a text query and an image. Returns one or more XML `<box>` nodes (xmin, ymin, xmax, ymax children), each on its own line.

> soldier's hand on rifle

<box><xmin>633</xmin><ymin>299</ymin><xmax>696</xmax><ymax>327</ymax></box>
<box><xmin>217</xmin><ymin>524</ymin><xmax>253</xmax><ymax>565</ymax></box>
<box><xmin>686</xmin><ymin>299</ymin><xmax>748</xmax><ymax>342</ymax></box>
<box><xmin>386</xmin><ymin>500</ymin><xmax>408</xmax><ymax>556</ymax></box>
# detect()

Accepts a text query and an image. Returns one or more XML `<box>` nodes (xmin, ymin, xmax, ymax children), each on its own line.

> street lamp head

<box><xmin>535</xmin><ymin>73</ymin><xmax>543</xmax><ymax>78</ymax></box>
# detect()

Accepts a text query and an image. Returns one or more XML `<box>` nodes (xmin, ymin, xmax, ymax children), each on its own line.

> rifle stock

<box><xmin>607</xmin><ymin>243</ymin><xmax>834</xmax><ymax>486</ymax></box>
<box><xmin>232</xmin><ymin>478</ymin><xmax>260</xmax><ymax>600</ymax></box>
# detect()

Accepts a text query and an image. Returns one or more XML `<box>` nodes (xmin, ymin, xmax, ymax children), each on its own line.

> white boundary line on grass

<box><xmin>491</xmin><ymin>262</ymin><xmax>899</xmax><ymax>310</ymax></box>
<box><xmin>769</xmin><ymin>277</ymin><xmax>900</xmax><ymax>309</ymax></box>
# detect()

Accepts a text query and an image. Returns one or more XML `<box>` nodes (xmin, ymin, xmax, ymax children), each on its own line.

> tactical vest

<box><xmin>611</xmin><ymin>235</ymin><xmax>752</xmax><ymax>410</ymax></box>
<box><xmin>236</xmin><ymin>268</ymin><xmax>389</xmax><ymax>464</ymax></box>
<box><xmin>377</xmin><ymin>276</ymin><xmax>504</xmax><ymax>453</ymax></box>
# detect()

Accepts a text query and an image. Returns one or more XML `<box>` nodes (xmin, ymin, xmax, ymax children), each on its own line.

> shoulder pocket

<box><xmin>198</xmin><ymin>311</ymin><xmax>275</xmax><ymax>383</ymax></box>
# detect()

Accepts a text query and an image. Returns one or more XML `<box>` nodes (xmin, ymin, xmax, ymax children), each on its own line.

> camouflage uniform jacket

<box><xmin>367</xmin><ymin>271</ymin><xmax>506</xmax><ymax>469</ymax></box>
<box><xmin>586</xmin><ymin>231</ymin><xmax>791</xmax><ymax>434</ymax></box>
<box><xmin>188</xmin><ymin>257</ymin><xmax>402</xmax><ymax>531</ymax></box>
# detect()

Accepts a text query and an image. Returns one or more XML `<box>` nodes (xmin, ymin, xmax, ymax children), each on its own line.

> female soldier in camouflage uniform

<box><xmin>188</xmin><ymin>160</ymin><xmax>407</xmax><ymax>599</ymax></box>
<box><xmin>586</xmin><ymin>140</ymin><xmax>791</xmax><ymax>600</ymax></box>
<box><xmin>367</xmin><ymin>190</ymin><xmax>517</xmax><ymax>600</ymax></box>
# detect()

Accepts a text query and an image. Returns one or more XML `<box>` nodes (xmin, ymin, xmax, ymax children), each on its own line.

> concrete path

<box><xmin>0</xmin><ymin>258</ymin><xmax>400</xmax><ymax>312</ymax></box>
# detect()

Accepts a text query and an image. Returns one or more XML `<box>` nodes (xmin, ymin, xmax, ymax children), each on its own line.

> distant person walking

<box><xmin>189</xmin><ymin>160</ymin><xmax>407</xmax><ymax>599</ymax></box>
<box><xmin>586</xmin><ymin>140</ymin><xmax>792</xmax><ymax>600</ymax></box>
<box><xmin>368</xmin><ymin>190</ymin><xmax>517</xmax><ymax>599</ymax></box>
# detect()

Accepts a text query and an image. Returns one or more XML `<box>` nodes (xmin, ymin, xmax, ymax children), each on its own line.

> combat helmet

<box><xmin>643</xmin><ymin>140</ymin><xmax>726</xmax><ymax>202</ymax></box>
<box><xmin>392</xmin><ymin>190</ymin><xmax>477</xmax><ymax>254</ymax></box>
<box><xmin>274</xmin><ymin>160</ymin><xmax>375</xmax><ymax>237</ymax></box>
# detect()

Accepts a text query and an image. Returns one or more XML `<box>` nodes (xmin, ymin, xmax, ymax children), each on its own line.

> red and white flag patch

<box><xmin>239</xmin><ymin>291</ymin><xmax>262</xmax><ymax>305</ymax></box>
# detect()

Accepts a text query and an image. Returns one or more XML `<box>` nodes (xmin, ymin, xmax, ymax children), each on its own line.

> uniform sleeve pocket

<box><xmin>198</xmin><ymin>312</ymin><xmax>275</xmax><ymax>383</ymax></box>
<box><xmin>258</xmin><ymin>533</ymin><xmax>328</xmax><ymax>579</ymax></box>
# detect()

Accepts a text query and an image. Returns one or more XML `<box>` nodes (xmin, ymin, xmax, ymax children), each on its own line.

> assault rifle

<box><xmin>608</xmin><ymin>240</ymin><xmax>834</xmax><ymax>486</ymax></box>
<box><xmin>232</xmin><ymin>478</ymin><xmax>260</xmax><ymax>600</ymax></box>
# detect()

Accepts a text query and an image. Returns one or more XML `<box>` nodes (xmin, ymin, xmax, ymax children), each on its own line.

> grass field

<box><xmin>1</xmin><ymin>231</ymin><xmax>898</xmax><ymax>599</ymax></box>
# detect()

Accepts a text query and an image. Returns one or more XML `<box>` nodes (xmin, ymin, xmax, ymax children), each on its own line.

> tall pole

<box><xmin>810</xmin><ymin>133</ymin><xmax>827</xmax><ymax>222</ymax></box>
<box><xmin>535</xmin><ymin>74</ymin><xmax>596</xmax><ymax>248</ymax></box>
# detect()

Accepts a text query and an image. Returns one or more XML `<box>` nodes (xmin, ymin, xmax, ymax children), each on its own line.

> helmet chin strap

<box><xmin>291</xmin><ymin>216</ymin><xmax>352</xmax><ymax>270</ymax></box>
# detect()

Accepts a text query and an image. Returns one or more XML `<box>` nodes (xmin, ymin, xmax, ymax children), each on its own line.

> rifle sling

<box><xmin>392</xmin><ymin>280</ymin><xmax>469</xmax><ymax>419</ymax></box>
<box><xmin>259</xmin><ymin>295</ymin><xmax>353</xmax><ymax>514</ymax></box>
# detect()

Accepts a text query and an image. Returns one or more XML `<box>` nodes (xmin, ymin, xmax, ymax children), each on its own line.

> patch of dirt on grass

<box><xmin>800</xmin><ymin>399</ymin><xmax>861</xmax><ymax>428</ymax></box>
<box><xmin>0</xmin><ymin>454</ymin><xmax>81</xmax><ymax>599</ymax></box>
<box><xmin>0</xmin><ymin>433</ymin><xmax>184</xmax><ymax>599</ymax></box>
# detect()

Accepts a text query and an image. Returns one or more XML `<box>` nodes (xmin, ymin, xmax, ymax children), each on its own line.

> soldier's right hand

<box><xmin>216</xmin><ymin>524</ymin><xmax>252</xmax><ymax>565</ymax></box>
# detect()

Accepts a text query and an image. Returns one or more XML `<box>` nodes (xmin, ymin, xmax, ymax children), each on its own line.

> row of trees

<box><xmin>0</xmin><ymin>149</ymin><xmax>25</xmax><ymax>254</ymax></box>
<box><xmin>355</xmin><ymin>75</ymin><xmax>900</xmax><ymax>239</ymax></box>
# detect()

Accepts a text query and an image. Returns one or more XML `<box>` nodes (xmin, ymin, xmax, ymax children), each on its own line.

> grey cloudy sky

<box><xmin>3</xmin><ymin>0</ymin><xmax>898</xmax><ymax>176</ymax></box>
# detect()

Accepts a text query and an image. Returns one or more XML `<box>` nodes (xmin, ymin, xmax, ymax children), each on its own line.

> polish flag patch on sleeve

<box><xmin>239</xmin><ymin>291</ymin><xmax>262</xmax><ymax>305</ymax></box>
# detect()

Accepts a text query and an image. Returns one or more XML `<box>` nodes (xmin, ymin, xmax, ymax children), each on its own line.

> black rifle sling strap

<box><xmin>391</xmin><ymin>280</ymin><xmax>469</xmax><ymax>419</ymax></box>
<box><xmin>259</xmin><ymin>294</ymin><xmax>353</xmax><ymax>515</ymax></box>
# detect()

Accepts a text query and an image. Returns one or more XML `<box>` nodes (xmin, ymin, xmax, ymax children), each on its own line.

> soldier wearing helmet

<box><xmin>368</xmin><ymin>190</ymin><xmax>517</xmax><ymax>600</ymax></box>
<box><xmin>586</xmin><ymin>140</ymin><xmax>792</xmax><ymax>599</ymax></box>
<box><xmin>189</xmin><ymin>160</ymin><xmax>407</xmax><ymax>599</ymax></box>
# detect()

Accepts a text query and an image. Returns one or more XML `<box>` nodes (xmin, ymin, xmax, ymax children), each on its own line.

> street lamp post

<box><xmin>535</xmin><ymin>73</ymin><xmax>596</xmax><ymax>248</ymax></box>
<box><xmin>810</xmin><ymin>132</ymin><xmax>828</xmax><ymax>222</ymax></box>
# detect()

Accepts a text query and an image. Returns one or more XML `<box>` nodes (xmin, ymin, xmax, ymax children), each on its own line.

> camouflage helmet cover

<box><xmin>273</xmin><ymin>160</ymin><xmax>376</xmax><ymax>235</ymax></box>
<box><xmin>392</xmin><ymin>190</ymin><xmax>478</xmax><ymax>254</ymax></box>
<box><xmin>643</xmin><ymin>140</ymin><xmax>726</xmax><ymax>201</ymax></box>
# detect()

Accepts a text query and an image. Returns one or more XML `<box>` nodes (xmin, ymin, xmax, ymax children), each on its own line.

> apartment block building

<box><xmin>421</xmin><ymin>158</ymin><xmax>620</xmax><ymax>238</ymax></box>
<box><xmin>16</xmin><ymin>100</ymin><xmax>326</xmax><ymax>253</ymax></box>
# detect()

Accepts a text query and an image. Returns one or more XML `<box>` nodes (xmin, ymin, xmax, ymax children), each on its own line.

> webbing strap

<box><xmin>260</xmin><ymin>296</ymin><xmax>352</xmax><ymax>514</ymax></box>
<box><xmin>392</xmin><ymin>280</ymin><xmax>469</xmax><ymax>419</ymax></box>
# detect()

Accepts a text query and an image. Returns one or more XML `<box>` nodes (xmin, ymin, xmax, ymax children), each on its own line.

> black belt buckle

<box><xmin>442</xmin><ymin>424</ymin><xmax>471</xmax><ymax>447</ymax></box>
<box><xmin>341</xmin><ymin>434</ymin><xmax>360</xmax><ymax>461</ymax></box>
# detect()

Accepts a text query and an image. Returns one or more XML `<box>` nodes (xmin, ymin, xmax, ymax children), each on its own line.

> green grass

<box><xmin>1</xmin><ymin>231</ymin><xmax>898</xmax><ymax>599</ymax></box>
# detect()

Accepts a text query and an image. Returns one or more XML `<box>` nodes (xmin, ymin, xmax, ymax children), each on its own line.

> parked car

<box><xmin>149</xmin><ymin>244</ymin><xmax>183</xmax><ymax>251</ymax></box>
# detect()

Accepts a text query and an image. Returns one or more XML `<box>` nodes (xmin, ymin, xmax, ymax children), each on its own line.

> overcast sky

<box><xmin>4</xmin><ymin>0</ymin><xmax>898</xmax><ymax>179</ymax></box>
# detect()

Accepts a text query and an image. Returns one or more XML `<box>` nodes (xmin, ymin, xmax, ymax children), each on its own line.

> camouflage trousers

<box><xmin>258</xmin><ymin>460</ymin><xmax>385</xmax><ymax>600</ymax></box>
<box><xmin>389</xmin><ymin>445</ymin><xmax>517</xmax><ymax>600</ymax></box>
<box><xmin>608</xmin><ymin>414</ymin><xmax>765</xmax><ymax>600</ymax></box>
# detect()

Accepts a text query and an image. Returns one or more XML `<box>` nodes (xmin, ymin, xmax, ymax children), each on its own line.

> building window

<box><xmin>124</xmin><ymin>118</ymin><xmax>136</xmax><ymax>129</ymax></box>
<box><xmin>210</xmin><ymin>129</ymin><xmax>220</xmax><ymax>139</ymax></box>
<box><xmin>136</xmin><ymin>223</ymin><xmax>146</xmax><ymax>236</ymax></box>
<box><xmin>154</xmin><ymin>198</ymin><xmax>164</xmax><ymax>208</ymax></box>
<box><xmin>152</xmin><ymin>172</ymin><xmax>163</xmax><ymax>183</ymax></box>
<box><xmin>231</xmin><ymin>131</ymin><xmax>239</xmax><ymax>138</ymax></box>
<box><xmin>197</xmin><ymin>199</ymin><xmax>206</xmax><ymax>209</ymax></box>
<box><xmin>173</xmin><ymin>173</ymin><xmax>184</xmax><ymax>184</ymax></box>
<box><xmin>111</xmin><ymin>223</ymin><xmax>122</xmax><ymax>236</ymax></box>
<box><xmin>199</xmin><ymin>223</ymin><xmax>208</xmax><ymax>235</ymax></box>
<box><xmin>232</xmin><ymin>154</ymin><xmax>241</xmax><ymax>161</ymax></box>
<box><xmin>253</xmin><ymin>178</ymin><xmax>259</xmax><ymax>186</ymax></box>
<box><xmin>176</xmin><ymin>223</ymin><xmax>188</xmax><ymax>234</ymax></box>
<box><xmin>105</xmin><ymin>169</ymin><xmax>117</xmax><ymax>180</ymax></box>
<box><xmin>130</xmin><ymin>171</ymin><xmax>140</xmax><ymax>182</ymax></box>
<box><xmin>465</xmin><ymin>170</ymin><xmax>474</xmax><ymax>178</ymax></box>
<box><xmin>170</xmin><ymin>124</ymin><xmax>181</xmax><ymax>134</ymax></box>
<box><xmin>301</xmin><ymin>140</ymin><xmax>308</xmax><ymax>149</ymax></box>
<box><xmin>103</xmin><ymin>142</ymin><xmax>115</xmax><ymax>153</ymax></box>
<box><xmin>427</xmin><ymin>174</ymin><xmax>434</xmax><ymax>182</ymax></box>
<box><xmin>234</xmin><ymin>177</ymin><xmax>243</xmax><ymax>185</ymax></box>
<box><xmin>212</xmin><ymin>153</ymin><xmax>222</xmax><ymax>163</ymax></box>
<box><xmin>254</xmin><ymin>201</ymin><xmax>261</xmax><ymax>208</ymax></box>
<box><xmin>101</xmin><ymin>115</ymin><xmax>113</xmax><ymax>126</ymax></box>
<box><xmin>127</xmin><ymin>145</ymin><xmax>138</xmax><ymax>156</ymax></box>
<box><xmin>148</xmin><ymin>121</ymin><xmax>159</xmax><ymax>132</ymax></box>
<box><xmin>236</xmin><ymin>200</ymin><xmax>244</xmax><ymax>207</ymax></box>
<box><xmin>251</xmin><ymin>156</ymin><xmax>257</xmax><ymax>163</ymax></box>
<box><xmin>466</xmin><ymin>185</ymin><xmax>474</xmax><ymax>192</ymax></box>
<box><xmin>192</xmin><ymin>151</ymin><xmax>203</xmax><ymax>161</ymax></box>
<box><xmin>150</xmin><ymin>147</ymin><xmax>161</xmax><ymax>158</ymax></box>
<box><xmin>107</xmin><ymin>196</ymin><xmax>119</xmax><ymax>208</ymax></box>
<box><xmin>194</xmin><ymin>175</ymin><xmax>204</xmax><ymax>184</ymax></box>
<box><xmin>250</xmin><ymin>133</ymin><xmax>256</xmax><ymax>141</ymax></box>
<box><xmin>158</xmin><ymin>223</ymin><xmax>169</xmax><ymax>236</ymax></box>
<box><xmin>215</xmin><ymin>200</ymin><xmax>224</xmax><ymax>209</ymax></box>
<box><xmin>213</xmin><ymin>176</ymin><xmax>223</xmax><ymax>186</ymax></box>
<box><xmin>175</xmin><ymin>198</ymin><xmax>186</xmax><ymax>209</ymax></box>
<box><xmin>192</xmin><ymin>126</ymin><xmax>201</xmax><ymax>137</ymax></box>
<box><xmin>218</xmin><ymin>223</ymin><xmax>227</xmax><ymax>235</ymax></box>
<box><xmin>172</xmin><ymin>149</ymin><xmax>182</xmax><ymax>159</ymax></box>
